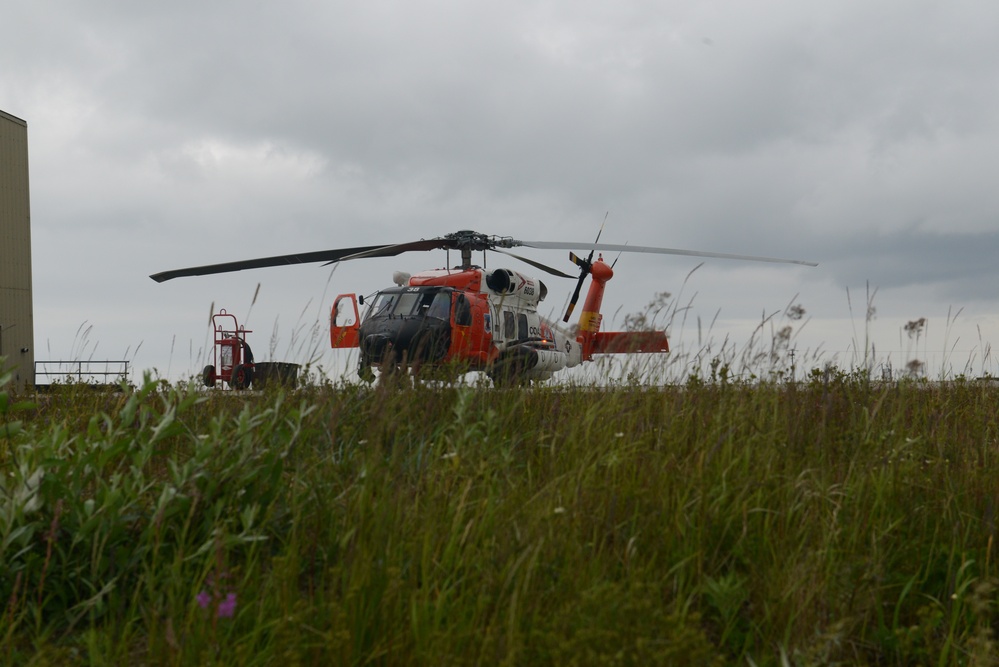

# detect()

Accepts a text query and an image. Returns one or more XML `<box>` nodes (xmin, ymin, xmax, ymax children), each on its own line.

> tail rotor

<box><xmin>562</xmin><ymin>215</ymin><xmax>608</xmax><ymax>322</ymax></box>
<box><xmin>563</xmin><ymin>251</ymin><xmax>593</xmax><ymax>322</ymax></box>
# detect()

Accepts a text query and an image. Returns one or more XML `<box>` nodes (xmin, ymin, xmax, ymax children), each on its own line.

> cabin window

<box><xmin>518</xmin><ymin>314</ymin><xmax>529</xmax><ymax>340</ymax></box>
<box><xmin>455</xmin><ymin>294</ymin><xmax>472</xmax><ymax>326</ymax></box>
<box><xmin>503</xmin><ymin>311</ymin><xmax>516</xmax><ymax>339</ymax></box>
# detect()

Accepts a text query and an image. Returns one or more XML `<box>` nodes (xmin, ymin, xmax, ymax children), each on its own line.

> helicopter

<box><xmin>150</xmin><ymin>229</ymin><xmax>816</xmax><ymax>385</ymax></box>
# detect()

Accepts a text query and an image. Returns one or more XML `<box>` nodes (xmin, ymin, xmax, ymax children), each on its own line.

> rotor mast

<box><xmin>447</xmin><ymin>230</ymin><xmax>501</xmax><ymax>270</ymax></box>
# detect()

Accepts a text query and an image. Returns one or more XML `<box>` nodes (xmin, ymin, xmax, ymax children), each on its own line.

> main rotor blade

<box><xmin>337</xmin><ymin>239</ymin><xmax>452</xmax><ymax>261</ymax></box>
<box><xmin>493</xmin><ymin>249</ymin><xmax>575</xmax><ymax>278</ymax></box>
<box><xmin>342</xmin><ymin>238</ymin><xmax>579</xmax><ymax>277</ymax></box>
<box><xmin>150</xmin><ymin>229</ymin><xmax>817</xmax><ymax>284</ymax></box>
<box><xmin>516</xmin><ymin>241</ymin><xmax>818</xmax><ymax>267</ymax></box>
<box><xmin>149</xmin><ymin>245</ymin><xmax>385</xmax><ymax>282</ymax></box>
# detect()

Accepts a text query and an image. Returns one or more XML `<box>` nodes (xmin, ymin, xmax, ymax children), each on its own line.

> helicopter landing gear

<box><xmin>358</xmin><ymin>363</ymin><xmax>375</xmax><ymax>383</ymax></box>
<box><xmin>488</xmin><ymin>369</ymin><xmax>529</xmax><ymax>388</ymax></box>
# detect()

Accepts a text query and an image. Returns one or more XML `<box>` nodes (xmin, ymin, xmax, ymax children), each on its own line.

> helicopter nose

<box><xmin>361</xmin><ymin>334</ymin><xmax>392</xmax><ymax>360</ymax></box>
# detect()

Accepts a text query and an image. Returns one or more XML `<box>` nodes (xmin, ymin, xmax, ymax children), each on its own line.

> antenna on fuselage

<box><xmin>611</xmin><ymin>241</ymin><xmax>628</xmax><ymax>269</ymax></box>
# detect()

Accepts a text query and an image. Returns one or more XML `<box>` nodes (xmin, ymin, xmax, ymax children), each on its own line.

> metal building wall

<box><xmin>0</xmin><ymin>109</ymin><xmax>34</xmax><ymax>391</ymax></box>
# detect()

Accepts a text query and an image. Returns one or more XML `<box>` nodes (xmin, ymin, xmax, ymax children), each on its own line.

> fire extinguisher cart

<box><xmin>202</xmin><ymin>309</ymin><xmax>255</xmax><ymax>390</ymax></box>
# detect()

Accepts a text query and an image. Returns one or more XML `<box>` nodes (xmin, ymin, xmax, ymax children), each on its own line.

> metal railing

<box><xmin>34</xmin><ymin>360</ymin><xmax>130</xmax><ymax>388</ymax></box>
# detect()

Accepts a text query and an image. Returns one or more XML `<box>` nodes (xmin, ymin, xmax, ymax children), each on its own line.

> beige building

<box><xmin>0</xmin><ymin>109</ymin><xmax>34</xmax><ymax>391</ymax></box>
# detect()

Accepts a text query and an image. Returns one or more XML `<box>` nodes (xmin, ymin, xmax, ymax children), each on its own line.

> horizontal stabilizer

<box><xmin>591</xmin><ymin>331</ymin><xmax>670</xmax><ymax>355</ymax></box>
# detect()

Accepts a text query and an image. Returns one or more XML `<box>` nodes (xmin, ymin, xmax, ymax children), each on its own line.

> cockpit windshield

<box><xmin>366</xmin><ymin>288</ymin><xmax>451</xmax><ymax>320</ymax></box>
<box><xmin>393</xmin><ymin>292</ymin><xmax>420</xmax><ymax>316</ymax></box>
<box><xmin>369</xmin><ymin>293</ymin><xmax>398</xmax><ymax>317</ymax></box>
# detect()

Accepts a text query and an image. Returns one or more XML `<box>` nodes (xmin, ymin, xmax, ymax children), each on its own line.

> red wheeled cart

<box><xmin>202</xmin><ymin>309</ymin><xmax>255</xmax><ymax>390</ymax></box>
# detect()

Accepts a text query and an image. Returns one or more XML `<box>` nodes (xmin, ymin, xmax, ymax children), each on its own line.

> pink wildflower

<box><xmin>196</xmin><ymin>589</ymin><xmax>237</xmax><ymax>618</ymax></box>
<box><xmin>216</xmin><ymin>593</ymin><xmax>237</xmax><ymax>618</ymax></box>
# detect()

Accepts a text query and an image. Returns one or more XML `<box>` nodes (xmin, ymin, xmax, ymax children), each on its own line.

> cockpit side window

<box><xmin>426</xmin><ymin>292</ymin><xmax>451</xmax><ymax>320</ymax></box>
<box><xmin>455</xmin><ymin>294</ymin><xmax>472</xmax><ymax>326</ymax></box>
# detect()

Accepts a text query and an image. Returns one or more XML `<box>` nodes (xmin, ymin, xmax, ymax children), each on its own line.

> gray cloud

<box><xmin>825</xmin><ymin>227</ymin><xmax>999</xmax><ymax>299</ymax></box>
<box><xmin>4</xmin><ymin>0</ymin><xmax>999</xmax><ymax>379</ymax></box>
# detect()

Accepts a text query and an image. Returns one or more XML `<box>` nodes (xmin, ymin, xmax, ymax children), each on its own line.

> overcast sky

<box><xmin>3</xmin><ymin>0</ymin><xmax>999</xmax><ymax>383</ymax></box>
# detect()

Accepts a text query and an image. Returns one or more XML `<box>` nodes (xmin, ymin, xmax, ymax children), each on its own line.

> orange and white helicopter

<box><xmin>151</xmin><ymin>229</ymin><xmax>815</xmax><ymax>384</ymax></box>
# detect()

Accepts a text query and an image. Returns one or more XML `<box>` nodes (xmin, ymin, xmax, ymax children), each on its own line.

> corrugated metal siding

<box><xmin>0</xmin><ymin>109</ymin><xmax>34</xmax><ymax>389</ymax></box>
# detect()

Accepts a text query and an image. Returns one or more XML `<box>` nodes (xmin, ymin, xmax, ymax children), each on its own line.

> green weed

<box><xmin>3</xmin><ymin>363</ymin><xmax>999</xmax><ymax>664</ymax></box>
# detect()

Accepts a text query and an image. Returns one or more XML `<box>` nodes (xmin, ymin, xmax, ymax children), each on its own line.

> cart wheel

<box><xmin>202</xmin><ymin>365</ymin><xmax>216</xmax><ymax>387</ymax></box>
<box><xmin>232</xmin><ymin>363</ymin><xmax>253</xmax><ymax>390</ymax></box>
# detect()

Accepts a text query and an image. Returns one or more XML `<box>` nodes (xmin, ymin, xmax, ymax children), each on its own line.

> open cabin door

<box><xmin>330</xmin><ymin>294</ymin><xmax>361</xmax><ymax>348</ymax></box>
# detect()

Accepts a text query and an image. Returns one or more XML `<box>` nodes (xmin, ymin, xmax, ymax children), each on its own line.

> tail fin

<box><xmin>576</xmin><ymin>255</ymin><xmax>670</xmax><ymax>359</ymax></box>
<box><xmin>577</xmin><ymin>255</ymin><xmax>613</xmax><ymax>360</ymax></box>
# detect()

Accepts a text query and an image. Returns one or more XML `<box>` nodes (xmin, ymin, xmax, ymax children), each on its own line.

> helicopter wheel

<box><xmin>377</xmin><ymin>364</ymin><xmax>406</xmax><ymax>386</ymax></box>
<box><xmin>358</xmin><ymin>364</ymin><xmax>375</xmax><ymax>383</ymax></box>
<box><xmin>488</xmin><ymin>367</ymin><xmax>527</xmax><ymax>388</ymax></box>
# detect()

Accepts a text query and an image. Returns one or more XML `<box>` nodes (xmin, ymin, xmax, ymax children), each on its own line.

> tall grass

<box><xmin>4</xmin><ymin>361</ymin><xmax>999</xmax><ymax>665</ymax></box>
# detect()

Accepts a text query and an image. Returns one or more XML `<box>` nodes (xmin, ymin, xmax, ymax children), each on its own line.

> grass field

<box><xmin>3</xmin><ymin>362</ymin><xmax>999</xmax><ymax>665</ymax></box>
